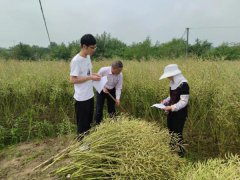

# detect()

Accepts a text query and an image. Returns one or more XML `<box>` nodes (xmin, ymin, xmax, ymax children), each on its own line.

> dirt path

<box><xmin>0</xmin><ymin>135</ymin><xmax>74</xmax><ymax>180</ymax></box>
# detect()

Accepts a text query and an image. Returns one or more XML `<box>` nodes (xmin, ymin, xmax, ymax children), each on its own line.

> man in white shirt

<box><xmin>70</xmin><ymin>34</ymin><xmax>101</xmax><ymax>135</ymax></box>
<box><xmin>95</xmin><ymin>60</ymin><xmax>123</xmax><ymax>124</ymax></box>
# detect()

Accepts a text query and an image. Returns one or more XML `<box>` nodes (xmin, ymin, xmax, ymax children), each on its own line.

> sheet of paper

<box><xmin>93</xmin><ymin>76</ymin><xmax>108</xmax><ymax>93</ymax></box>
<box><xmin>151</xmin><ymin>103</ymin><xmax>166</xmax><ymax>109</ymax></box>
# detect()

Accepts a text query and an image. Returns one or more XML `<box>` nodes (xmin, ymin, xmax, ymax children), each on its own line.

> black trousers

<box><xmin>75</xmin><ymin>97</ymin><xmax>94</xmax><ymax>134</ymax></box>
<box><xmin>95</xmin><ymin>88</ymin><xmax>116</xmax><ymax>124</ymax></box>
<box><xmin>167</xmin><ymin>112</ymin><xmax>187</xmax><ymax>152</ymax></box>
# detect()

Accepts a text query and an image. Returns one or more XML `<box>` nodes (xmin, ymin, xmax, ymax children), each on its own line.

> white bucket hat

<box><xmin>159</xmin><ymin>64</ymin><xmax>181</xmax><ymax>80</ymax></box>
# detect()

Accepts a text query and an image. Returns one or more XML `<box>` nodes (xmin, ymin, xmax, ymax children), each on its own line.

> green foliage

<box><xmin>1</xmin><ymin>33</ymin><xmax>240</xmax><ymax>61</ymax></box>
<box><xmin>0</xmin><ymin>48</ymin><xmax>11</xmax><ymax>60</ymax></box>
<box><xmin>154</xmin><ymin>38</ymin><xmax>186</xmax><ymax>58</ymax></box>
<box><xmin>9</xmin><ymin>43</ymin><xmax>49</xmax><ymax>60</ymax></box>
<box><xmin>11</xmin><ymin>43</ymin><xmax>33</xmax><ymax>60</ymax></box>
<box><xmin>32</xmin><ymin>120</ymin><xmax>55</xmax><ymax>139</ymax></box>
<box><xmin>0</xmin><ymin>60</ymin><xmax>239</xmax><ymax>159</ymax></box>
<box><xmin>0</xmin><ymin>61</ymin><xmax>75</xmax><ymax>147</ymax></box>
<box><xmin>94</xmin><ymin>32</ymin><xmax>127</xmax><ymax>59</ymax></box>
<box><xmin>188</xmin><ymin>39</ymin><xmax>212</xmax><ymax>57</ymax></box>
<box><xmin>68</xmin><ymin>40</ymin><xmax>80</xmax><ymax>57</ymax></box>
<box><xmin>123</xmin><ymin>37</ymin><xmax>152</xmax><ymax>60</ymax></box>
<box><xmin>207</xmin><ymin>43</ymin><xmax>240</xmax><ymax>60</ymax></box>
<box><xmin>49</xmin><ymin>42</ymin><xmax>71</xmax><ymax>60</ymax></box>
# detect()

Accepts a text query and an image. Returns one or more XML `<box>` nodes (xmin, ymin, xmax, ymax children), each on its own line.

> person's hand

<box><xmin>92</xmin><ymin>73</ymin><xmax>101</xmax><ymax>77</ymax></box>
<box><xmin>116</xmin><ymin>99</ymin><xmax>120</xmax><ymax>106</ymax></box>
<box><xmin>163</xmin><ymin>106</ymin><xmax>172</xmax><ymax>111</ymax></box>
<box><xmin>91</xmin><ymin>75</ymin><xmax>101</xmax><ymax>81</ymax></box>
<box><xmin>103</xmin><ymin>87</ymin><xmax>109</xmax><ymax>93</ymax></box>
<box><xmin>160</xmin><ymin>100</ymin><xmax>165</xmax><ymax>104</ymax></box>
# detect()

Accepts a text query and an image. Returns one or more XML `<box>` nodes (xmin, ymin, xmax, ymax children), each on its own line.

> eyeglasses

<box><xmin>88</xmin><ymin>46</ymin><xmax>97</xmax><ymax>50</ymax></box>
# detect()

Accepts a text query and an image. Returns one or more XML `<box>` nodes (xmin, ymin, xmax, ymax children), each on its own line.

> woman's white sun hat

<box><xmin>159</xmin><ymin>64</ymin><xmax>181</xmax><ymax>80</ymax></box>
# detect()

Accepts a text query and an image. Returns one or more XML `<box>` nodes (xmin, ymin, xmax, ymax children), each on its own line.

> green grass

<box><xmin>0</xmin><ymin>59</ymin><xmax>239</xmax><ymax>160</ymax></box>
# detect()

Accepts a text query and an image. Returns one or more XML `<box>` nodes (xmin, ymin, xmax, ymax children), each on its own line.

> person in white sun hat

<box><xmin>160</xmin><ymin>64</ymin><xmax>190</xmax><ymax>157</ymax></box>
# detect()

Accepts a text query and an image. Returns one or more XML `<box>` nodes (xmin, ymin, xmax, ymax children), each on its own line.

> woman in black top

<box><xmin>159</xmin><ymin>64</ymin><xmax>190</xmax><ymax>157</ymax></box>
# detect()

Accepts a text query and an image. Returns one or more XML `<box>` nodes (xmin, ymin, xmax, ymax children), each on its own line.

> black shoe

<box><xmin>178</xmin><ymin>151</ymin><xmax>185</xmax><ymax>158</ymax></box>
<box><xmin>75</xmin><ymin>134</ymin><xmax>84</xmax><ymax>142</ymax></box>
<box><xmin>169</xmin><ymin>142</ymin><xmax>177</xmax><ymax>151</ymax></box>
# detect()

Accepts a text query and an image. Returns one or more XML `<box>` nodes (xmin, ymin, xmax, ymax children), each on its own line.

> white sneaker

<box><xmin>79</xmin><ymin>144</ymin><xmax>90</xmax><ymax>151</ymax></box>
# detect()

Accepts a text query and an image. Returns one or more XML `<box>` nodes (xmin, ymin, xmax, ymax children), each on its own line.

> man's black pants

<box><xmin>75</xmin><ymin>97</ymin><xmax>94</xmax><ymax>134</ymax></box>
<box><xmin>95</xmin><ymin>88</ymin><xmax>116</xmax><ymax>124</ymax></box>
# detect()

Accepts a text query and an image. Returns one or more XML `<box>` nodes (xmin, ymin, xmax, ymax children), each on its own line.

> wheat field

<box><xmin>0</xmin><ymin>59</ymin><xmax>239</xmax><ymax>159</ymax></box>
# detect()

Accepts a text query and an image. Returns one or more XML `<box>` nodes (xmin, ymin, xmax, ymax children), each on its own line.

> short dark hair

<box><xmin>112</xmin><ymin>60</ymin><xmax>123</xmax><ymax>68</ymax></box>
<box><xmin>80</xmin><ymin>34</ymin><xmax>96</xmax><ymax>46</ymax></box>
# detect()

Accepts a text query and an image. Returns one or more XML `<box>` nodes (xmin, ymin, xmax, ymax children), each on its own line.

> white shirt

<box><xmin>70</xmin><ymin>54</ymin><xmax>94</xmax><ymax>101</ymax></box>
<box><xmin>98</xmin><ymin>66</ymin><xmax>123</xmax><ymax>100</ymax></box>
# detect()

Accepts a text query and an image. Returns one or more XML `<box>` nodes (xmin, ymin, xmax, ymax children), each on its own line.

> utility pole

<box><xmin>186</xmin><ymin>27</ymin><xmax>189</xmax><ymax>57</ymax></box>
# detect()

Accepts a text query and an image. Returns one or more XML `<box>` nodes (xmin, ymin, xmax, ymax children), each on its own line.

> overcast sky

<box><xmin>0</xmin><ymin>0</ymin><xmax>240</xmax><ymax>47</ymax></box>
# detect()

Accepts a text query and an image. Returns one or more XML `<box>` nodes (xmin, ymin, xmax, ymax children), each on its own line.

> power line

<box><xmin>38</xmin><ymin>0</ymin><xmax>51</xmax><ymax>44</ymax></box>
<box><xmin>189</xmin><ymin>26</ymin><xmax>240</xmax><ymax>30</ymax></box>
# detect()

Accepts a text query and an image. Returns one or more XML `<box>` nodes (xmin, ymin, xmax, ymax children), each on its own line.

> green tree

<box><xmin>95</xmin><ymin>32</ymin><xmax>126</xmax><ymax>59</ymax></box>
<box><xmin>154</xmin><ymin>39</ymin><xmax>186</xmax><ymax>58</ymax></box>
<box><xmin>123</xmin><ymin>37</ymin><xmax>152</xmax><ymax>61</ymax></box>
<box><xmin>11</xmin><ymin>43</ymin><xmax>33</xmax><ymax>60</ymax></box>
<box><xmin>189</xmin><ymin>39</ymin><xmax>212</xmax><ymax>57</ymax></box>
<box><xmin>208</xmin><ymin>43</ymin><xmax>240</xmax><ymax>60</ymax></box>
<box><xmin>0</xmin><ymin>48</ymin><xmax>11</xmax><ymax>60</ymax></box>
<box><xmin>49</xmin><ymin>42</ymin><xmax>70</xmax><ymax>60</ymax></box>
<box><xmin>68</xmin><ymin>41</ymin><xmax>80</xmax><ymax>57</ymax></box>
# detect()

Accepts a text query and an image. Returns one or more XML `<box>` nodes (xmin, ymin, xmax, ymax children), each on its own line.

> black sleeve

<box><xmin>180</xmin><ymin>82</ymin><xmax>189</xmax><ymax>95</ymax></box>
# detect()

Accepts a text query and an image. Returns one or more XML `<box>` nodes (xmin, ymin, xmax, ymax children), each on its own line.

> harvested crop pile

<box><xmin>47</xmin><ymin>116</ymin><xmax>185</xmax><ymax>179</ymax></box>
